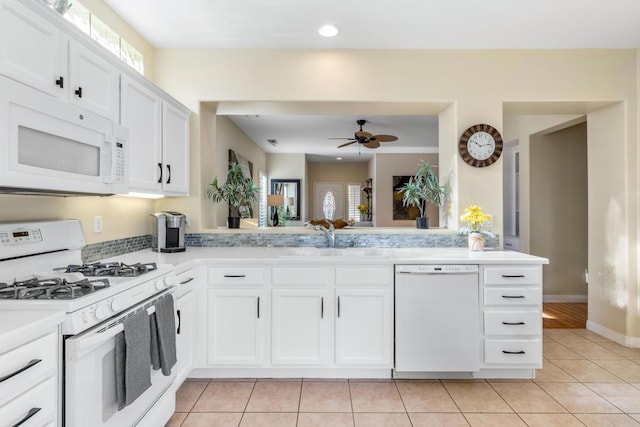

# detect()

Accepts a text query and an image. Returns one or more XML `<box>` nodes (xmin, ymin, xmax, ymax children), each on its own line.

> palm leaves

<box><xmin>399</xmin><ymin>161</ymin><xmax>445</xmax><ymax>218</ymax></box>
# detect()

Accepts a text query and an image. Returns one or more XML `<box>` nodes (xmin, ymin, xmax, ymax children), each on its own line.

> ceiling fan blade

<box><xmin>355</xmin><ymin>131</ymin><xmax>373</xmax><ymax>139</ymax></box>
<box><xmin>371</xmin><ymin>134</ymin><xmax>398</xmax><ymax>142</ymax></box>
<box><xmin>337</xmin><ymin>141</ymin><xmax>356</xmax><ymax>148</ymax></box>
<box><xmin>328</xmin><ymin>137</ymin><xmax>354</xmax><ymax>140</ymax></box>
<box><xmin>363</xmin><ymin>141</ymin><xmax>381</xmax><ymax>149</ymax></box>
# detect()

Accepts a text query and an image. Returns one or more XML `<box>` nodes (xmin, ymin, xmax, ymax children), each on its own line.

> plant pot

<box><xmin>468</xmin><ymin>233</ymin><xmax>485</xmax><ymax>251</ymax></box>
<box><xmin>416</xmin><ymin>217</ymin><xmax>429</xmax><ymax>229</ymax></box>
<box><xmin>228</xmin><ymin>216</ymin><xmax>241</xmax><ymax>229</ymax></box>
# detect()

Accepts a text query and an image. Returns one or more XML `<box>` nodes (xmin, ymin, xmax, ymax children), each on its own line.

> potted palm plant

<box><xmin>207</xmin><ymin>162</ymin><xmax>259</xmax><ymax>228</ymax></box>
<box><xmin>399</xmin><ymin>161</ymin><xmax>445</xmax><ymax>229</ymax></box>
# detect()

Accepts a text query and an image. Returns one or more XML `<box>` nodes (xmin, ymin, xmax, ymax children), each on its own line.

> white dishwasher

<box><xmin>395</xmin><ymin>264</ymin><xmax>480</xmax><ymax>373</ymax></box>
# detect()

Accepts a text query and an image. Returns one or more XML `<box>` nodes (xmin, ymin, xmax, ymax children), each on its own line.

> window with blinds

<box><xmin>259</xmin><ymin>171</ymin><xmax>267</xmax><ymax>227</ymax></box>
<box><xmin>347</xmin><ymin>183</ymin><xmax>362</xmax><ymax>221</ymax></box>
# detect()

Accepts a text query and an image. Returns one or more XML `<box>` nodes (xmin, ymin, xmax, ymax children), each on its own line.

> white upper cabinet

<box><xmin>120</xmin><ymin>75</ymin><xmax>190</xmax><ymax>196</ymax></box>
<box><xmin>120</xmin><ymin>75</ymin><xmax>163</xmax><ymax>192</ymax></box>
<box><xmin>162</xmin><ymin>101</ymin><xmax>190</xmax><ymax>195</ymax></box>
<box><xmin>0</xmin><ymin>0</ymin><xmax>65</xmax><ymax>98</ymax></box>
<box><xmin>68</xmin><ymin>40</ymin><xmax>119</xmax><ymax>121</ymax></box>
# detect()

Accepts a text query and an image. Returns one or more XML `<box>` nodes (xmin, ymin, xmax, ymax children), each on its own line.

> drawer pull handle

<box><xmin>12</xmin><ymin>407</ymin><xmax>41</xmax><ymax>427</ymax></box>
<box><xmin>502</xmin><ymin>295</ymin><xmax>525</xmax><ymax>299</ymax></box>
<box><xmin>337</xmin><ymin>296</ymin><xmax>341</xmax><ymax>318</ymax></box>
<box><xmin>502</xmin><ymin>321</ymin><xmax>526</xmax><ymax>326</ymax></box>
<box><xmin>501</xmin><ymin>274</ymin><xmax>525</xmax><ymax>278</ymax></box>
<box><xmin>321</xmin><ymin>297</ymin><xmax>324</xmax><ymax>319</ymax></box>
<box><xmin>502</xmin><ymin>350</ymin><xmax>526</xmax><ymax>355</ymax></box>
<box><xmin>0</xmin><ymin>359</ymin><xmax>42</xmax><ymax>383</ymax></box>
<box><xmin>223</xmin><ymin>275</ymin><xmax>246</xmax><ymax>278</ymax></box>
<box><xmin>257</xmin><ymin>297</ymin><xmax>260</xmax><ymax>319</ymax></box>
<box><xmin>180</xmin><ymin>277</ymin><xmax>194</xmax><ymax>284</ymax></box>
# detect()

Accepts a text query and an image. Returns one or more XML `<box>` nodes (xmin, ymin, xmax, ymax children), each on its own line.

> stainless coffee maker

<box><xmin>151</xmin><ymin>211</ymin><xmax>186</xmax><ymax>253</ymax></box>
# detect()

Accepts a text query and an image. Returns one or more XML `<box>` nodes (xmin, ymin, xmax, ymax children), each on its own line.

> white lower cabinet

<box><xmin>481</xmin><ymin>265</ymin><xmax>543</xmax><ymax>370</ymax></box>
<box><xmin>334</xmin><ymin>289</ymin><xmax>392</xmax><ymax>366</ymax></box>
<box><xmin>207</xmin><ymin>289</ymin><xmax>265</xmax><ymax>366</ymax></box>
<box><xmin>271</xmin><ymin>288</ymin><xmax>331</xmax><ymax>365</ymax></box>
<box><xmin>175</xmin><ymin>286</ymin><xmax>195</xmax><ymax>383</ymax></box>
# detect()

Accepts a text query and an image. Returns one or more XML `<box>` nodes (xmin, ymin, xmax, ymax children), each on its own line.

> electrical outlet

<box><xmin>94</xmin><ymin>216</ymin><xmax>103</xmax><ymax>233</ymax></box>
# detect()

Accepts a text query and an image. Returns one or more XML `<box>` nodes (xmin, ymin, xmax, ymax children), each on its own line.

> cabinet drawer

<box><xmin>335</xmin><ymin>266</ymin><xmax>393</xmax><ymax>287</ymax></box>
<box><xmin>0</xmin><ymin>332</ymin><xmax>57</xmax><ymax>407</ymax></box>
<box><xmin>484</xmin><ymin>311</ymin><xmax>541</xmax><ymax>336</ymax></box>
<box><xmin>0</xmin><ymin>376</ymin><xmax>56</xmax><ymax>426</ymax></box>
<box><xmin>483</xmin><ymin>266</ymin><xmax>541</xmax><ymax>285</ymax></box>
<box><xmin>484</xmin><ymin>288</ymin><xmax>541</xmax><ymax>306</ymax></box>
<box><xmin>484</xmin><ymin>339</ymin><xmax>541</xmax><ymax>365</ymax></box>
<box><xmin>208</xmin><ymin>267</ymin><xmax>264</xmax><ymax>287</ymax></box>
<box><xmin>272</xmin><ymin>267</ymin><xmax>331</xmax><ymax>286</ymax></box>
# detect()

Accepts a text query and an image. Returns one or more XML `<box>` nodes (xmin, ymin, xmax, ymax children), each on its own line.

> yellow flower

<box><xmin>357</xmin><ymin>204</ymin><xmax>368</xmax><ymax>214</ymax></box>
<box><xmin>460</xmin><ymin>205</ymin><xmax>491</xmax><ymax>232</ymax></box>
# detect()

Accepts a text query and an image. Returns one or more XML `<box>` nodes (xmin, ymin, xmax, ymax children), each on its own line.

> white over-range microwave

<box><xmin>0</xmin><ymin>76</ymin><xmax>127</xmax><ymax>195</ymax></box>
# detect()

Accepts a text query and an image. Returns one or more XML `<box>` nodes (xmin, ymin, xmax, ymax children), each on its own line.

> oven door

<box><xmin>64</xmin><ymin>290</ymin><xmax>176</xmax><ymax>427</ymax></box>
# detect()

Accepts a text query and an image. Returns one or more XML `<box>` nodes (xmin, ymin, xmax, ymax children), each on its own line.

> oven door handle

<box><xmin>66</xmin><ymin>324</ymin><xmax>124</xmax><ymax>361</ymax></box>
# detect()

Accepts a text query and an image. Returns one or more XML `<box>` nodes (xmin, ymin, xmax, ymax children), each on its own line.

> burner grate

<box><xmin>0</xmin><ymin>277</ymin><xmax>110</xmax><ymax>300</ymax></box>
<box><xmin>57</xmin><ymin>262</ymin><xmax>157</xmax><ymax>277</ymax></box>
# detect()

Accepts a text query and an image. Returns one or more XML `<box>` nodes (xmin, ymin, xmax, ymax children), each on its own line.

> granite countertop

<box><xmin>0</xmin><ymin>311</ymin><xmax>65</xmax><ymax>354</ymax></box>
<box><xmin>108</xmin><ymin>247</ymin><xmax>549</xmax><ymax>269</ymax></box>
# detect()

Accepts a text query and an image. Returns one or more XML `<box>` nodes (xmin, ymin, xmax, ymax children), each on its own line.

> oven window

<box><xmin>18</xmin><ymin>126</ymin><xmax>100</xmax><ymax>176</ymax></box>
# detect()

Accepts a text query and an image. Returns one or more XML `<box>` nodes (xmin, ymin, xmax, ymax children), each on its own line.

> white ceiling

<box><xmin>227</xmin><ymin>115</ymin><xmax>439</xmax><ymax>162</ymax></box>
<box><xmin>105</xmin><ymin>0</ymin><xmax>640</xmax><ymax>49</ymax></box>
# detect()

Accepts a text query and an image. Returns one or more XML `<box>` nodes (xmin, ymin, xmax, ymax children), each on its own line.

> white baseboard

<box><xmin>543</xmin><ymin>295</ymin><xmax>588</xmax><ymax>303</ymax></box>
<box><xmin>587</xmin><ymin>320</ymin><xmax>640</xmax><ymax>348</ymax></box>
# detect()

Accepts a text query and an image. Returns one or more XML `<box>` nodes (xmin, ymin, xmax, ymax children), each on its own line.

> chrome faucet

<box><xmin>306</xmin><ymin>221</ymin><xmax>336</xmax><ymax>248</ymax></box>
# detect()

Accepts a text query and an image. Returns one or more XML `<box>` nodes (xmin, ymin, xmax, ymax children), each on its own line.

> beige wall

<box><xmin>0</xmin><ymin>195</ymin><xmax>154</xmax><ymax>244</ymax></box>
<box><xmin>587</xmin><ymin>103</ymin><xmax>632</xmax><ymax>336</ymax></box>
<box><xmin>374</xmin><ymin>153</ymin><xmax>440</xmax><ymax>227</ymax></box>
<box><xmin>152</xmin><ymin>48</ymin><xmax>639</xmax><ymax>340</ymax></box>
<box><xmin>530</xmin><ymin>123</ymin><xmax>588</xmax><ymax>297</ymax></box>
<box><xmin>202</xmin><ymin>115</ymin><xmax>267</xmax><ymax>228</ymax></box>
<box><xmin>81</xmin><ymin>0</ymin><xmax>156</xmax><ymax>80</ymax></box>
<box><xmin>307</xmin><ymin>162</ymin><xmax>369</xmax><ymax>221</ymax></box>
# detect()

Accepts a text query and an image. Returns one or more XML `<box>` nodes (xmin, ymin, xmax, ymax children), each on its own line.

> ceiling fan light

<box><xmin>318</xmin><ymin>24</ymin><xmax>339</xmax><ymax>37</ymax></box>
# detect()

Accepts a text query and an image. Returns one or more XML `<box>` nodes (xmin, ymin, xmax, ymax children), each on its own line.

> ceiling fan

<box><xmin>329</xmin><ymin>119</ymin><xmax>398</xmax><ymax>149</ymax></box>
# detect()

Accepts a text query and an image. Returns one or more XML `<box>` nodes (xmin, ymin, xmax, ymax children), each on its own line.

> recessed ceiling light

<box><xmin>336</xmin><ymin>157</ymin><xmax>342</xmax><ymax>161</ymax></box>
<box><xmin>318</xmin><ymin>24</ymin><xmax>339</xmax><ymax>38</ymax></box>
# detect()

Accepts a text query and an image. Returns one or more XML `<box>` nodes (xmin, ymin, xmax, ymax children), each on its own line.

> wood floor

<box><xmin>543</xmin><ymin>303</ymin><xmax>588</xmax><ymax>329</ymax></box>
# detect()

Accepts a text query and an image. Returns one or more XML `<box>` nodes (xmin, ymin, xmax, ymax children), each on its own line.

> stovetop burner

<box><xmin>55</xmin><ymin>262</ymin><xmax>158</xmax><ymax>277</ymax></box>
<box><xmin>0</xmin><ymin>277</ymin><xmax>110</xmax><ymax>300</ymax></box>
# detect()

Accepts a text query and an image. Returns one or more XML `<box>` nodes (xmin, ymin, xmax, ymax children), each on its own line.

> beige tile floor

<box><xmin>167</xmin><ymin>329</ymin><xmax>640</xmax><ymax>426</ymax></box>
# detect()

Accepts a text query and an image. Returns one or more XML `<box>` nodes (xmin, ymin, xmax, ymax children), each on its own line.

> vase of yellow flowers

<box><xmin>357</xmin><ymin>204</ymin><xmax>368</xmax><ymax>221</ymax></box>
<box><xmin>459</xmin><ymin>205</ymin><xmax>492</xmax><ymax>251</ymax></box>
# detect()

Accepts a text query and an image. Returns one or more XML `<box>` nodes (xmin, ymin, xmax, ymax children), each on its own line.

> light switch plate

<box><xmin>94</xmin><ymin>216</ymin><xmax>103</xmax><ymax>233</ymax></box>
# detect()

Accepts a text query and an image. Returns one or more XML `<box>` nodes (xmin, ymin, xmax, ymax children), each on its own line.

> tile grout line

<box><xmin>237</xmin><ymin>379</ymin><xmax>258</xmax><ymax>427</ymax></box>
<box><xmin>392</xmin><ymin>379</ymin><xmax>413</xmax><ymax>426</ymax></box>
<box><xmin>347</xmin><ymin>379</ymin><xmax>355</xmax><ymax>427</ymax></box>
<box><xmin>484</xmin><ymin>377</ymin><xmax>529</xmax><ymax>425</ymax></box>
<box><xmin>295</xmin><ymin>380</ymin><xmax>302</xmax><ymax>427</ymax></box>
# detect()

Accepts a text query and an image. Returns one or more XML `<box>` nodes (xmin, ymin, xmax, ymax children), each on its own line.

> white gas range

<box><xmin>0</xmin><ymin>220</ymin><xmax>178</xmax><ymax>427</ymax></box>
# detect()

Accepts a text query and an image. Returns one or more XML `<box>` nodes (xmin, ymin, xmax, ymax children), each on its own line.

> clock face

<box><xmin>467</xmin><ymin>132</ymin><xmax>495</xmax><ymax>160</ymax></box>
<box><xmin>459</xmin><ymin>124</ymin><xmax>503</xmax><ymax>168</ymax></box>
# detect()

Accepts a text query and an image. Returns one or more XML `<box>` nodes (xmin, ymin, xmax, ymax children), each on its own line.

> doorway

<box><xmin>314</xmin><ymin>182</ymin><xmax>345</xmax><ymax>220</ymax></box>
<box><xmin>531</xmin><ymin>122</ymin><xmax>588</xmax><ymax>329</ymax></box>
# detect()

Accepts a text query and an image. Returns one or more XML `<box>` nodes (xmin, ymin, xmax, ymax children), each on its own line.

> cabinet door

<box><xmin>335</xmin><ymin>289</ymin><xmax>392</xmax><ymax>366</ymax></box>
<box><xmin>0</xmin><ymin>0</ymin><xmax>65</xmax><ymax>98</ymax></box>
<box><xmin>68</xmin><ymin>40</ymin><xmax>119</xmax><ymax>120</ymax></box>
<box><xmin>207</xmin><ymin>289</ymin><xmax>264</xmax><ymax>366</ymax></box>
<box><xmin>271</xmin><ymin>289</ymin><xmax>331</xmax><ymax>365</ymax></box>
<box><xmin>120</xmin><ymin>75</ymin><xmax>163</xmax><ymax>193</ymax></box>
<box><xmin>175</xmin><ymin>289</ymin><xmax>195</xmax><ymax>383</ymax></box>
<box><xmin>162</xmin><ymin>101</ymin><xmax>190</xmax><ymax>195</ymax></box>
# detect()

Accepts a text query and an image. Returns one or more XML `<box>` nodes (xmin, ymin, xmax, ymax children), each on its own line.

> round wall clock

<box><xmin>458</xmin><ymin>124</ymin><xmax>503</xmax><ymax>168</ymax></box>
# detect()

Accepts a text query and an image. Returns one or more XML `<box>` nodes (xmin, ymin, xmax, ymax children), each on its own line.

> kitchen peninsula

<box><xmin>110</xmin><ymin>246</ymin><xmax>547</xmax><ymax>381</ymax></box>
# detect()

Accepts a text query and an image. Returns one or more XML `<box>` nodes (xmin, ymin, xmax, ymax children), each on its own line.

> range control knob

<box><xmin>111</xmin><ymin>299</ymin><xmax>123</xmax><ymax>312</ymax></box>
<box><xmin>155</xmin><ymin>277</ymin><xmax>166</xmax><ymax>290</ymax></box>
<box><xmin>94</xmin><ymin>305</ymin><xmax>108</xmax><ymax>320</ymax></box>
